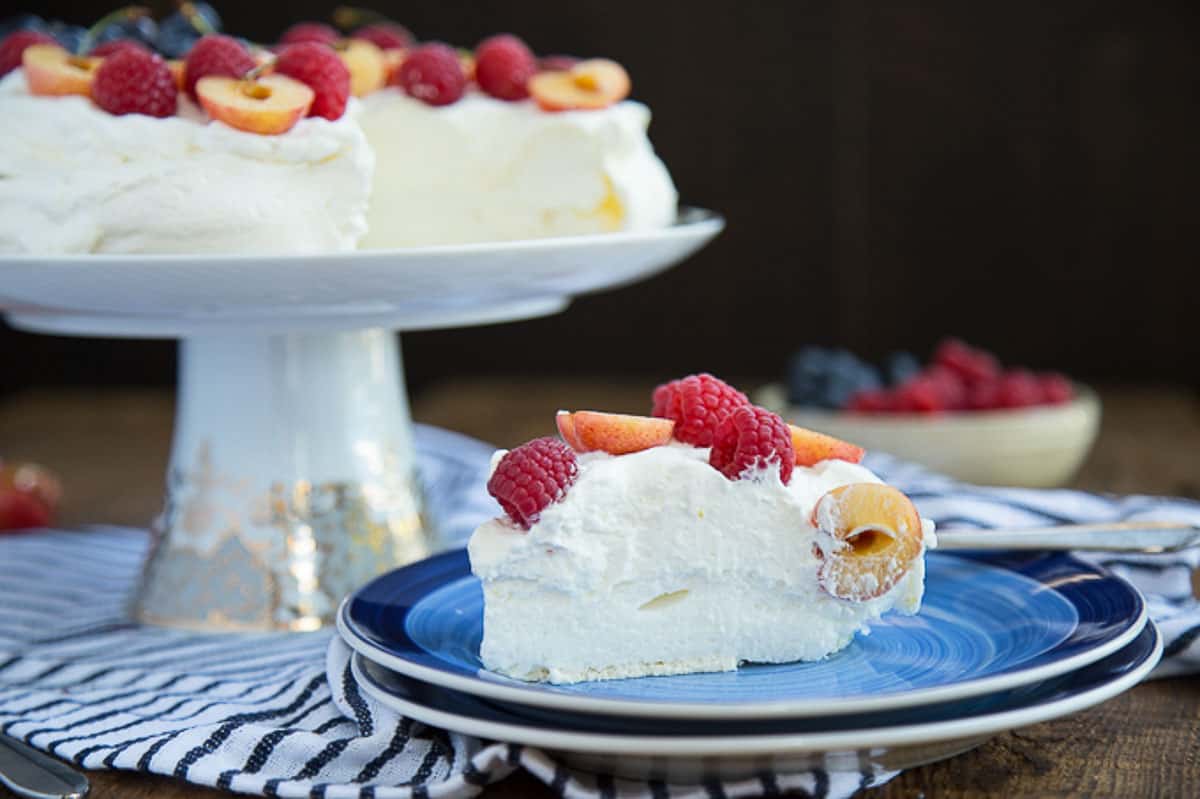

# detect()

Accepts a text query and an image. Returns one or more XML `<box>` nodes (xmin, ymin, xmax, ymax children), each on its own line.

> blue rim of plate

<box><xmin>338</xmin><ymin>549</ymin><xmax>1147</xmax><ymax>720</ymax></box>
<box><xmin>350</xmin><ymin>623</ymin><xmax>1161</xmax><ymax>755</ymax></box>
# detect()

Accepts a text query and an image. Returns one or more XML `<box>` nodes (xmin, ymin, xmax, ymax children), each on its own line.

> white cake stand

<box><xmin>0</xmin><ymin>209</ymin><xmax>723</xmax><ymax>631</ymax></box>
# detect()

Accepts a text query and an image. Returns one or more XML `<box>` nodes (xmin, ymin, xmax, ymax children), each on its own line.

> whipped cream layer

<box><xmin>0</xmin><ymin>72</ymin><xmax>373</xmax><ymax>255</ymax></box>
<box><xmin>358</xmin><ymin>90</ymin><xmax>678</xmax><ymax>248</ymax></box>
<box><xmin>469</xmin><ymin>444</ymin><xmax>936</xmax><ymax>684</ymax></box>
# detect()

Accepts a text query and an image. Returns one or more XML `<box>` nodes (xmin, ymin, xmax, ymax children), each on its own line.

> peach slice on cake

<box><xmin>167</xmin><ymin>59</ymin><xmax>186</xmax><ymax>91</ymax></box>
<box><xmin>22</xmin><ymin>44</ymin><xmax>99</xmax><ymax>97</ymax></box>
<box><xmin>458</xmin><ymin>49</ymin><xmax>476</xmax><ymax>83</ymax></box>
<box><xmin>811</xmin><ymin>483</ymin><xmax>923</xmax><ymax>601</ymax></box>
<box><xmin>196</xmin><ymin>74</ymin><xmax>314</xmax><ymax>135</ymax></box>
<box><xmin>529</xmin><ymin>58</ymin><xmax>630</xmax><ymax>111</ymax></box>
<box><xmin>789</xmin><ymin>425</ymin><xmax>865</xmax><ymax>467</ymax></box>
<box><xmin>383</xmin><ymin>48</ymin><xmax>406</xmax><ymax>85</ymax></box>
<box><xmin>336</xmin><ymin>38</ymin><xmax>386</xmax><ymax>96</ymax></box>
<box><xmin>556</xmin><ymin>411</ymin><xmax>584</xmax><ymax>451</ymax></box>
<box><xmin>557</xmin><ymin>411</ymin><xmax>674</xmax><ymax>455</ymax></box>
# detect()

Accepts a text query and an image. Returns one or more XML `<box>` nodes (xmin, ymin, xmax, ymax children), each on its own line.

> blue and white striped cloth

<box><xmin>1</xmin><ymin>426</ymin><xmax>1198</xmax><ymax>799</ymax></box>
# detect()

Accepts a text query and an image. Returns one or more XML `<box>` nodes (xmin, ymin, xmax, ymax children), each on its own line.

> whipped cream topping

<box><xmin>0</xmin><ymin>71</ymin><xmax>373</xmax><ymax>254</ymax></box>
<box><xmin>469</xmin><ymin>444</ymin><xmax>935</xmax><ymax>683</ymax></box>
<box><xmin>358</xmin><ymin>89</ymin><xmax>678</xmax><ymax>248</ymax></box>
<box><xmin>473</xmin><ymin>444</ymin><xmax>883</xmax><ymax>591</ymax></box>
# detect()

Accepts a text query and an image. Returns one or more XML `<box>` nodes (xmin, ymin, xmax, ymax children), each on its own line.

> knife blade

<box><xmin>0</xmin><ymin>733</ymin><xmax>89</xmax><ymax>799</ymax></box>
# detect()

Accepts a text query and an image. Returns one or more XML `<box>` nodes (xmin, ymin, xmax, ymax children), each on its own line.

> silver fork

<box><xmin>935</xmin><ymin>521</ymin><xmax>1200</xmax><ymax>554</ymax></box>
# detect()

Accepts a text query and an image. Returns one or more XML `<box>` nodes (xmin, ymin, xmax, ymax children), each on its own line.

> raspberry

<box><xmin>398</xmin><ymin>43</ymin><xmax>465</xmax><ymax>106</ymax></box>
<box><xmin>487</xmin><ymin>437</ymin><xmax>579</xmax><ymax>530</ymax></box>
<box><xmin>921</xmin><ymin>365</ymin><xmax>968</xmax><ymax>410</ymax></box>
<box><xmin>893</xmin><ymin>377</ymin><xmax>945</xmax><ymax>413</ymax></box>
<box><xmin>996</xmin><ymin>369</ymin><xmax>1044</xmax><ymax>409</ymax></box>
<box><xmin>275</xmin><ymin>42</ymin><xmax>351</xmax><ymax>120</ymax></box>
<box><xmin>0</xmin><ymin>30</ymin><xmax>56</xmax><ymax>78</ymax></box>
<box><xmin>967</xmin><ymin>379</ymin><xmax>1002</xmax><ymax>410</ymax></box>
<box><xmin>90</xmin><ymin>39</ymin><xmax>149</xmax><ymax>58</ymax></box>
<box><xmin>0</xmin><ymin>490</ymin><xmax>51</xmax><ymax>531</ymax></box>
<box><xmin>92</xmin><ymin>48</ymin><xmax>178</xmax><ymax>118</ymax></box>
<box><xmin>933</xmin><ymin>338</ymin><xmax>1000</xmax><ymax>385</ymax></box>
<box><xmin>280</xmin><ymin>22</ymin><xmax>339</xmax><ymax>47</ymax></box>
<box><xmin>1039</xmin><ymin>372</ymin><xmax>1074</xmax><ymax>405</ymax></box>
<box><xmin>709</xmin><ymin>406</ymin><xmax>795</xmax><ymax>483</ymax></box>
<box><xmin>651</xmin><ymin>373</ymin><xmax>750</xmax><ymax>447</ymax></box>
<box><xmin>475</xmin><ymin>34</ymin><xmax>536</xmax><ymax>101</ymax></box>
<box><xmin>353</xmin><ymin>23</ymin><xmax>413</xmax><ymax>51</ymax></box>
<box><xmin>847</xmin><ymin>388</ymin><xmax>894</xmax><ymax>413</ymax></box>
<box><xmin>183</xmin><ymin>34</ymin><xmax>255</xmax><ymax>100</ymax></box>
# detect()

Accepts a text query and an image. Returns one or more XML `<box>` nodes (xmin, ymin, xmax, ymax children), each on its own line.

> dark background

<box><xmin>3</xmin><ymin>1</ymin><xmax>1197</xmax><ymax>396</ymax></box>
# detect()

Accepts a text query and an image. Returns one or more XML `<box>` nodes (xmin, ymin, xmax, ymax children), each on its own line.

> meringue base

<box><xmin>479</xmin><ymin>562</ymin><xmax>925</xmax><ymax>684</ymax></box>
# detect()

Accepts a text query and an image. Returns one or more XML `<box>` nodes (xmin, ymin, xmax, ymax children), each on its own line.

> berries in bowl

<box><xmin>756</xmin><ymin>339</ymin><xmax>1100</xmax><ymax>488</ymax></box>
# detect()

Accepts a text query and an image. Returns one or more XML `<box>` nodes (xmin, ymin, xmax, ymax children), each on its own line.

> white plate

<box><xmin>0</xmin><ymin>208</ymin><xmax>723</xmax><ymax>336</ymax></box>
<box><xmin>352</xmin><ymin>623</ymin><xmax>1160</xmax><ymax>781</ymax></box>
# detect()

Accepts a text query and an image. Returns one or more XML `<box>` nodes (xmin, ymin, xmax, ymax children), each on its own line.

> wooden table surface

<box><xmin>1</xmin><ymin>380</ymin><xmax>1197</xmax><ymax>799</ymax></box>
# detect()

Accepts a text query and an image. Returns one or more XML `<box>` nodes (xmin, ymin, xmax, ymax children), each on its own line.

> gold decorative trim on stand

<box><xmin>134</xmin><ymin>442</ymin><xmax>434</xmax><ymax>632</ymax></box>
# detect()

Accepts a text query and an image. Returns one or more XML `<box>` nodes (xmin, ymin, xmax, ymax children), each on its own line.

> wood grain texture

<box><xmin>0</xmin><ymin>381</ymin><xmax>1197</xmax><ymax>799</ymax></box>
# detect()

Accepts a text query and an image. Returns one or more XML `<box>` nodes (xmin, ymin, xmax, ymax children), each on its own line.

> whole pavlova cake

<box><xmin>0</xmin><ymin>14</ymin><xmax>675</xmax><ymax>254</ymax></box>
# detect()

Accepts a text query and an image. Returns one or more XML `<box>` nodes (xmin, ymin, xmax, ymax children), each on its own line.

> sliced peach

<box><xmin>383</xmin><ymin>48</ymin><xmax>406</xmax><ymax>85</ymax></box>
<box><xmin>458</xmin><ymin>50</ymin><xmax>476</xmax><ymax>82</ymax></box>
<box><xmin>337</xmin><ymin>38</ymin><xmax>386</xmax><ymax>96</ymax></box>
<box><xmin>23</xmin><ymin>44</ymin><xmax>99</xmax><ymax>97</ymax></box>
<box><xmin>556</xmin><ymin>411</ymin><xmax>585</xmax><ymax>451</ymax></box>
<box><xmin>196</xmin><ymin>74</ymin><xmax>314</xmax><ymax>135</ymax></box>
<box><xmin>789</xmin><ymin>425</ymin><xmax>865</xmax><ymax>467</ymax></box>
<box><xmin>167</xmin><ymin>59</ymin><xmax>186</xmax><ymax>91</ymax></box>
<box><xmin>557</xmin><ymin>411</ymin><xmax>673</xmax><ymax>455</ymax></box>
<box><xmin>811</xmin><ymin>483</ymin><xmax>923</xmax><ymax>601</ymax></box>
<box><xmin>529</xmin><ymin>58</ymin><xmax>630</xmax><ymax>111</ymax></box>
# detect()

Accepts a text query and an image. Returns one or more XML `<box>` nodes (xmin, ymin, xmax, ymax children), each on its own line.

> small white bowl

<box><xmin>755</xmin><ymin>383</ymin><xmax>1101</xmax><ymax>488</ymax></box>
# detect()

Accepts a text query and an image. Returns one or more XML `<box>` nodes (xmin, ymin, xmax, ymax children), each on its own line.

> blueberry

<box><xmin>157</xmin><ymin>2</ymin><xmax>222</xmax><ymax>57</ymax></box>
<box><xmin>0</xmin><ymin>14</ymin><xmax>46</xmax><ymax>37</ymax></box>
<box><xmin>94</xmin><ymin>15</ymin><xmax>159</xmax><ymax>49</ymax></box>
<box><xmin>47</xmin><ymin>21</ymin><xmax>87</xmax><ymax>54</ymax></box>
<box><xmin>786</xmin><ymin>347</ymin><xmax>832</xmax><ymax>406</ymax></box>
<box><xmin>883</xmin><ymin>351</ymin><xmax>922</xmax><ymax>386</ymax></box>
<box><xmin>156</xmin><ymin>21</ymin><xmax>200</xmax><ymax>58</ymax></box>
<box><xmin>827</xmin><ymin>369</ymin><xmax>881</xmax><ymax>409</ymax></box>
<box><xmin>786</xmin><ymin>347</ymin><xmax>881</xmax><ymax>409</ymax></box>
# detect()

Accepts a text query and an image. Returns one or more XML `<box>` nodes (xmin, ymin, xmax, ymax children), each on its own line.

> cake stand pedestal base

<box><xmin>134</xmin><ymin>329</ymin><xmax>432</xmax><ymax>632</ymax></box>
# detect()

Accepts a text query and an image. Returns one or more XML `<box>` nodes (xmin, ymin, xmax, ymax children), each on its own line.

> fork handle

<box><xmin>935</xmin><ymin>521</ymin><xmax>1200</xmax><ymax>554</ymax></box>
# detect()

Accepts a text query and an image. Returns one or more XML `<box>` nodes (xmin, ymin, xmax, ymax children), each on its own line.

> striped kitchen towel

<box><xmin>1</xmin><ymin>425</ymin><xmax>1198</xmax><ymax>799</ymax></box>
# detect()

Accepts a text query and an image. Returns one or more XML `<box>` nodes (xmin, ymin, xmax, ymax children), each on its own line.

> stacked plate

<box><xmin>336</xmin><ymin>549</ymin><xmax>1159</xmax><ymax>782</ymax></box>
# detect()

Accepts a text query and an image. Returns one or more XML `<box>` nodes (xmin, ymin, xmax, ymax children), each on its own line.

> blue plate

<box><xmin>353</xmin><ymin>623</ymin><xmax>1160</xmax><ymax>747</ymax></box>
<box><xmin>350</xmin><ymin>625</ymin><xmax>1161</xmax><ymax>781</ymax></box>
<box><xmin>338</xmin><ymin>550</ymin><xmax>1146</xmax><ymax>719</ymax></box>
